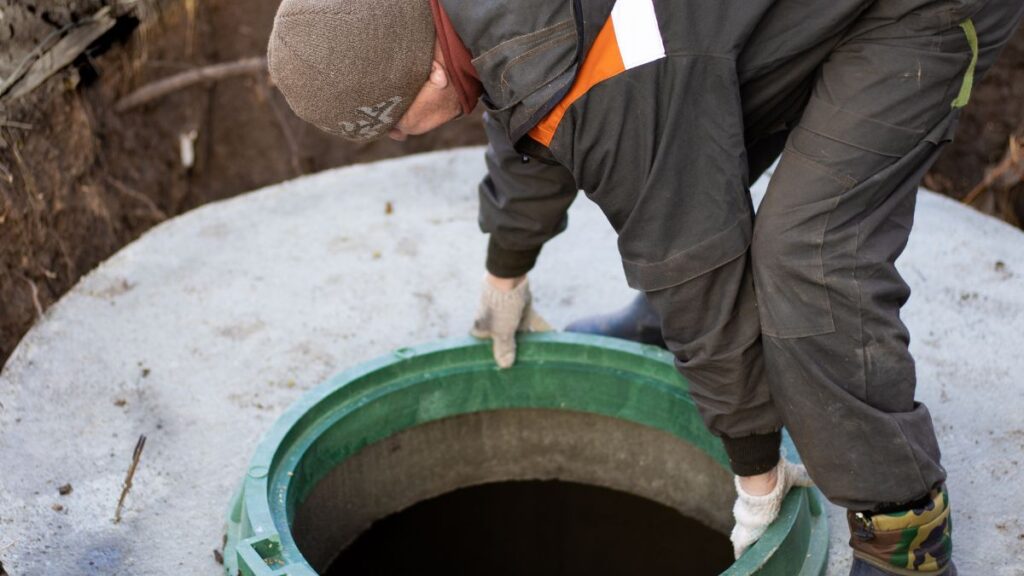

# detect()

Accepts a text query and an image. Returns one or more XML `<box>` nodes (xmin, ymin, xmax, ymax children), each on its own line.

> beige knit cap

<box><xmin>267</xmin><ymin>0</ymin><xmax>435</xmax><ymax>141</ymax></box>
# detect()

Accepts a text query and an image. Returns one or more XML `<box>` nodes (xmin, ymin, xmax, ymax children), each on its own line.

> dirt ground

<box><xmin>0</xmin><ymin>1</ymin><xmax>1021</xmax><ymax>367</ymax></box>
<box><xmin>926</xmin><ymin>20</ymin><xmax>1024</xmax><ymax>225</ymax></box>
<box><xmin>0</xmin><ymin>0</ymin><xmax>487</xmax><ymax>365</ymax></box>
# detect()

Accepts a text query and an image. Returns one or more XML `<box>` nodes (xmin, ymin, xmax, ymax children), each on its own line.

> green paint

<box><xmin>891</xmin><ymin>527</ymin><xmax>918</xmax><ymax>569</ymax></box>
<box><xmin>952</xmin><ymin>18</ymin><xmax>978</xmax><ymax>109</ymax></box>
<box><xmin>945</xmin><ymin>513</ymin><xmax>954</xmax><ymax>559</ymax></box>
<box><xmin>224</xmin><ymin>333</ymin><xmax>828</xmax><ymax>575</ymax></box>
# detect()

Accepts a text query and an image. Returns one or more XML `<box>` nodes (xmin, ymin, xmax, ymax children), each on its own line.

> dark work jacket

<box><xmin>441</xmin><ymin>0</ymin><xmax>616</xmax><ymax>146</ymax></box>
<box><xmin>446</xmin><ymin>0</ymin><xmax>982</xmax><ymax>281</ymax></box>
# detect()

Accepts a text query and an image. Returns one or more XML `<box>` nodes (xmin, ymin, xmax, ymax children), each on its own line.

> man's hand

<box><xmin>730</xmin><ymin>455</ymin><xmax>814</xmax><ymax>558</ymax></box>
<box><xmin>470</xmin><ymin>273</ymin><xmax>551</xmax><ymax>368</ymax></box>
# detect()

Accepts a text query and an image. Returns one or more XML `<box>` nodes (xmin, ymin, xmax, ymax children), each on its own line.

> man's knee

<box><xmin>751</xmin><ymin>211</ymin><xmax>836</xmax><ymax>339</ymax></box>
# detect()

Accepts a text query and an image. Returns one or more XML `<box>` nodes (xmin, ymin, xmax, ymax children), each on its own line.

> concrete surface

<box><xmin>1</xmin><ymin>148</ymin><xmax>1022</xmax><ymax>575</ymax></box>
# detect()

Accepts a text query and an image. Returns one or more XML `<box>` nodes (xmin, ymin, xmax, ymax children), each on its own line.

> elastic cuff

<box><xmin>871</xmin><ymin>490</ymin><xmax>937</xmax><ymax>515</ymax></box>
<box><xmin>486</xmin><ymin>237</ymin><xmax>542</xmax><ymax>278</ymax></box>
<box><xmin>722</xmin><ymin>430</ymin><xmax>782</xmax><ymax>476</ymax></box>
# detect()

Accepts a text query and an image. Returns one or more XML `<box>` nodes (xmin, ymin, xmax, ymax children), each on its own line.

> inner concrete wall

<box><xmin>292</xmin><ymin>409</ymin><xmax>735</xmax><ymax>571</ymax></box>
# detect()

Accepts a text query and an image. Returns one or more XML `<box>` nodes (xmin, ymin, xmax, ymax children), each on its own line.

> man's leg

<box><xmin>644</xmin><ymin>237</ymin><xmax>784</xmax><ymax>476</ymax></box>
<box><xmin>566</xmin><ymin>130</ymin><xmax>790</xmax><ymax>350</ymax></box>
<box><xmin>752</xmin><ymin>1</ymin><xmax>1023</xmax><ymax>572</ymax></box>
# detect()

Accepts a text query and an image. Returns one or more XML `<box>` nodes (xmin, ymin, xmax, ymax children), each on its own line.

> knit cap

<box><xmin>267</xmin><ymin>0</ymin><xmax>435</xmax><ymax>141</ymax></box>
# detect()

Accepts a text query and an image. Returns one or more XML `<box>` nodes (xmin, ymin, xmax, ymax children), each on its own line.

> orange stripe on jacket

<box><xmin>529</xmin><ymin>17</ymin><xmax>625</xmax><ymax>147</ymax></box>
<box><xmin>529</xmin><ymin>0</ymin><xmax>665</xmax><ymax>147</ymax></box>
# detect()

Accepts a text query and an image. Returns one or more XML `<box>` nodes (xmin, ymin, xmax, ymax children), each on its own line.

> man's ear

<box><xmin>427</xmin><ymin>59</ymin><xmax>450</xmax><ymax>89</ymax></box>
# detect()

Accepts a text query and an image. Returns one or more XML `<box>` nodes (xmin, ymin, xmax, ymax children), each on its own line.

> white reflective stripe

<box><xmin>610</xmin><ymin>0</ymin><xmax>665</xmax><ymax>69</ymax></box>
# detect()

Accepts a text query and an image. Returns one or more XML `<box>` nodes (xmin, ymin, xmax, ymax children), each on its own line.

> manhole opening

<box><xmin>327</xmin><ymin>479</ymin><xmax>734</xmax><ymax>575</ymax></box>
<box><xmin>290</xmin><ymin>409</ymin><xmax>736</xmax><ymax>574</ymax></box>
<box><xmin>227</xmin><ymin>338</ymin><xmax>828</xmax><ymax>575</ymax></box>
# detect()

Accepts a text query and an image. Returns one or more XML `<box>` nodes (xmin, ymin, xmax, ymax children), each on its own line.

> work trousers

<box><xmin>645</xmin><ymin>0</ymin><xmax>1024</xmax><ymax>510</ymax></box>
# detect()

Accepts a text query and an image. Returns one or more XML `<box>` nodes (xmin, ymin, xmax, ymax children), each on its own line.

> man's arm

<box><xmin>470</xmin><ymin>112</ymin><xmax>577</xmax><ymax>368</ymax></box>
<box><xmin>479</xmin><ymin>112</ymin><xmax>578</xmax><ymax>279</ymax></box>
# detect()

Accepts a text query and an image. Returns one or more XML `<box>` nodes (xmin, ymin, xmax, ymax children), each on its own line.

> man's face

<box><xmin>388</xmin><ymin>43</ymin><xmax>463</xmax><ymax>141</ymax></box>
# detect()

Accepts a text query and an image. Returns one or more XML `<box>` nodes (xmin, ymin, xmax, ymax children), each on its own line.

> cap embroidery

<box><xmin>341</xmin><ymin>96</ymin><xmax>403</xmax><ymax>140</ymax></box>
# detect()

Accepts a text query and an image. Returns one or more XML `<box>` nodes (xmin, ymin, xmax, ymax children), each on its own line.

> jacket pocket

<box><xmin>902</xmin><ymin>0</ymin><xmax>985</xmax><ymax>33</ymax></box>
<box><xmin>621</xmin><ymin>215</ymin><xmax>753</xmax><ymax>292</ymax></box>
<box><xmin>752</xmin><ymin>129</ymin><xmax>857</xmax><ymax>339</ymax></box>
<box><xmin>472</xmin><ymin>19</ymin><xmax>578</xmax><ymax>109</ymax></box>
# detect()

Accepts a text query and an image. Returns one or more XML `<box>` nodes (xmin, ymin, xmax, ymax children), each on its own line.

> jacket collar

<box><xmin>430</xmin><ymin>0</ymin><xmax>482</xmax><ymax>115</ymax></box>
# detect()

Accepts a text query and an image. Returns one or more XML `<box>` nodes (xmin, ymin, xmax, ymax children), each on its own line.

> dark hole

<box><xmin>40</xmin><ymin>11</ymin><xmax>60</xmax><ymax>28</ymax></box>
<box><xmin>73</xmin><ymin>15</ymin><xmax>140</xmax><ymax>89</ymax></box>
<box><xmin>89</xmin><ymin>15</ymin><xmax>140</xmax><ymax>57</ymax></box>
<box><xmin>325</xmin><ymin>480</ymin><xmax>734</xmax><ymax>576</ymax></box>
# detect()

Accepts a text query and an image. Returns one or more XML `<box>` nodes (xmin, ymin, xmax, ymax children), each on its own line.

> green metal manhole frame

<box><xmin>223</xmin><ymin>332</ymin><xmax>828</xmax><ymax>576</ymax></box>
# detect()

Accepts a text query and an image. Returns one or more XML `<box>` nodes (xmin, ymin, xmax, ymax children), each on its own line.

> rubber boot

<box><xmin>847</xmin><ymin>486</ymin><xmax>954</xmax><ymax>576</ymax></box>
<box><xmin>564</xmin><ymin>292</ymin><xmax>667</xmax><ymax>349</ymax></box>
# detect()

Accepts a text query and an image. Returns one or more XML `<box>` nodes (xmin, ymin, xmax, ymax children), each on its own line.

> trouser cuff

<box><xmin>721</xmin><ymin>430</ymin><xmax>782</xmax><ymax>476</ymax></box>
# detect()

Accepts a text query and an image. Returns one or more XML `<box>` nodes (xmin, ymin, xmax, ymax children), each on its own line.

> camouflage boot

<box><xmin>847</xmin><ymin>486</ymin><xmax>954</xmax><ymax>576</ymax></box>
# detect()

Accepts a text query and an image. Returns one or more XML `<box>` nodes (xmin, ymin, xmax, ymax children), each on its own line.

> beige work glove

<box><xmin>730</xmin><ymin>454</ymin><xmax>814</xmax><ymax>558</ymax></box>
<box><xmin>470</xmin><ymin>277</ymin><xmax>551</xmax><ymax>368</ymax></box>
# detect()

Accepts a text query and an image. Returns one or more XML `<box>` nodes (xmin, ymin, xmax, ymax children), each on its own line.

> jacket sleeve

<box><xmin>479</xmin><ymin>112</ymin><xmax>578</xmax><ymax>278</ymax></box>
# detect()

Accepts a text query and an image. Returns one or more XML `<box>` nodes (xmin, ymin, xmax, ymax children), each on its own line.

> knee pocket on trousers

<box><xmin>753</xmin><ymin>144</ymin><xmax>856</xmax><ymax>339</ymax></box>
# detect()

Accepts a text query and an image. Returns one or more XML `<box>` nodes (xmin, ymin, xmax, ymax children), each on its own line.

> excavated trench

<box><xmin>0</xmin><ymin>0</ymin><xmax>486</xmax><ymax>365</ymax></box>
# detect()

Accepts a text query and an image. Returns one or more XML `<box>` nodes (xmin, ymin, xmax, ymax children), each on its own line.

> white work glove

<box><xmin>730</xmin><ymin>455</ymin><xmax>814</xmax><ymax>558</ymax></box>
<box><xmin>470</xmin><ymin>277</ymin><xmax>551</xmax><ymax>368</ymax></box>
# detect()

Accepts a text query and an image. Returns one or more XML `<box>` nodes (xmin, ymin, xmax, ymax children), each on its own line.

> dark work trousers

<box><xmin>647</xmin><ymin>0</ymin><xmax>1024</xmax><ymax>511</ymax></box>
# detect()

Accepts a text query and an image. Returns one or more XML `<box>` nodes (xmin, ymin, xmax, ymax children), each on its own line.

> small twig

<box><xmin>114</xmin><ymin>434</ymin><xmax>147</xmax><ymax>524</ymax></box>
<box><xmin>7</xmin><ymin>131</ymin><xmax>39</xmax><ymax>202</ymax></box>
<box><xmin>1</xmin><ymin>7</ymin><xmax>116</xmax><ymax>101</ymax></box>
<box><xmin>51</xmin><ymin>233</ymin><xmax>75</xmax><ymax>280</ymax></box>
<box><xmin>19</xmin><ymin>274</ymin><xmax>44</xmax><ymax>320</ymax></box>
<box><xmin>106</xmin><ymin>176</ymin><xmax>168</xmax><ymax>221</ymax></box>
<box><xmin>962</xmin><ymin>177</ymin><xmax>989</xmax><ymax>207</ymax></box>
<box><xmin>262</xmin><ymin>82</ymin><xmax>304</xmax><ymax>177</ymax></box>
<box><xmin>184</xmin><ymin>0</ymin><xmax>198</xmax><ymax>60</ymax></box>
<box><xmin>0</xmin><ymin>118</ymin><xmax>33</xmax><ymax>130</ymax></box>
<box><xmin>0</xmin><ymin>20</ymin><xmax>79</xmax><ymax>98</ymax></box>
<box><xmin>963</xmin><ymin>135</ymin><xmax>1024</xmax><ymax>205</ymax></box>
<box><xmin>115</xmin><ymin>57</ymin><xmax>266</xmax><ymax>112</ymax></box>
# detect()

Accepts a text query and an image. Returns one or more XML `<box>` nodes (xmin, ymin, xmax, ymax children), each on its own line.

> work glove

<box><xmin>730</xmin><ymin>454</ymin><xmax>814</xmax><ymax>558</ymax></box>
<box><xmin>470</xmin><ymin>277</ymin><xmax>551</xmax><ymax>368</ymax></box>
